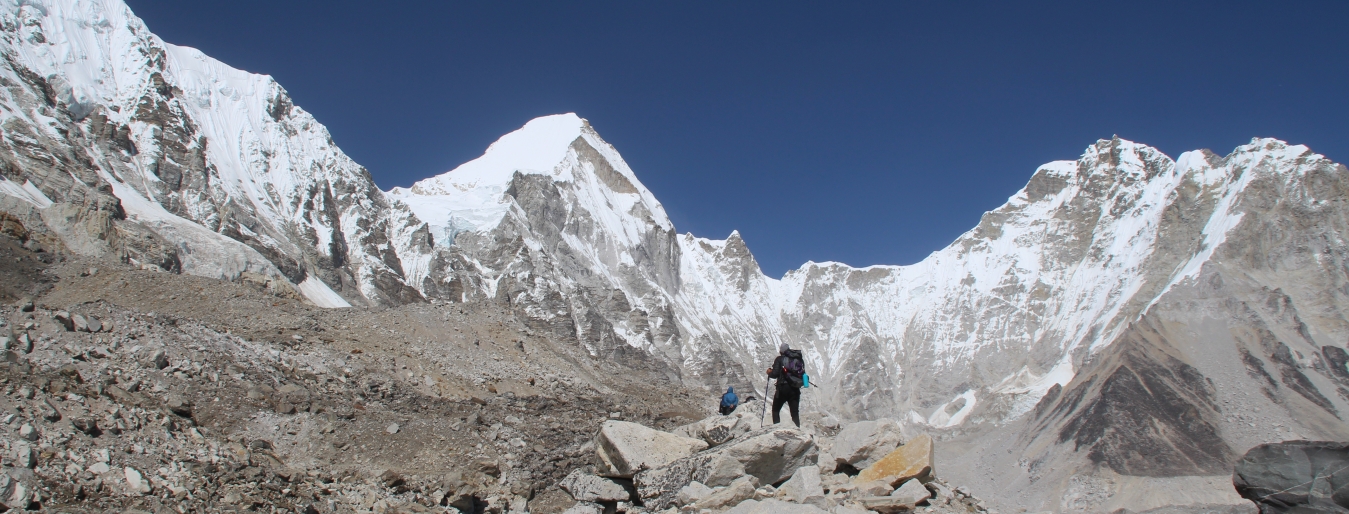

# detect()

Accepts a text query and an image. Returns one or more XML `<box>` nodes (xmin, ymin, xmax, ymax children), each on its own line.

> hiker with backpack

<box><xmin>719</xmin><ymin>386</ymin><xmax>739</xmax><ymax>415</ymax></box>
<box><xmin>766</xmin><ymin>343</ymin><xmax>807</xmax><ymax>427</ymax></box>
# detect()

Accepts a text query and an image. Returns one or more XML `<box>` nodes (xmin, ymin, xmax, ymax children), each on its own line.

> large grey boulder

<box><xmin>719</xmin><ymin>426</ymin><xmax>818</xmax><ymax>485</ymax></box>
<box><xmin>691</xmin><ymin>476</ymin><xmax>759</xmax><ymax>511</ymax></box>
<box><xmin>777</xmin><ymin>465</ymin><xmax>824</xmax><ymax>504</ymax></box>
<box><xmin>557</xmin><ymin>469</ymin><xmax>634</xmax><ymax>502</ymax></box>
<box><xmin>635</xmin><ymin>425</ymin><xmax>817</xmax><ymax>510</ymax></box>
<box><xmin>846</xmin><ymin>479</ymin><xmax>893</xmax><ymax>498</ymax></box>
<box><xmin>702</xmin><ymin>453</ymin><xmax>747</xmax><ymax>487</ymax></box>
<box><xmin>888</xmin><ymin>479</ymin><xmax>931</xmax><ymax>508</ymax></box>
<box><xmin>594</xmin><ymin>420</ymin><xmax>708</xmax><ymax>478</ymax></box>
<box><xmin>1233</xmin><ymin>440</ymin><xmax>1349</xmax><ymax>512</ymax></box>
<box><xmin>676</xmin><ymin>481</ymin><xmax>714</xmax><ymax>506</ymax></box>
<box><xmin>831</xmin><ymin>419</ymin><xmax>904</xmax><ymax>470</ymax></box>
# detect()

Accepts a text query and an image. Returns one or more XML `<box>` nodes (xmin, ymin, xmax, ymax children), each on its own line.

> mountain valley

<box><xmin>0</xmin><ymin>0</ymin><xmax>1346</xmax><ymax>512</ymax></box>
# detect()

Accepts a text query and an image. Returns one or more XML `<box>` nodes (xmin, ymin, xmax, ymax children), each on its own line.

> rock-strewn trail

<box><xmin>549</xmin><ymin>401</ymin><xmax>993</xmax><ymax>514</ymax></box>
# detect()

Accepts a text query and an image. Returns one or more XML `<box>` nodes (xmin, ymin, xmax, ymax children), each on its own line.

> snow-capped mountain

<box><xmin>0</xmin><ymin>0</ymin><xmax>441</xmax><ymax>308</ymax></box>
<box><xmin>4</xmin><ymin>2</ymin><xmax>1349</xmax><ymax>508</ymax></box>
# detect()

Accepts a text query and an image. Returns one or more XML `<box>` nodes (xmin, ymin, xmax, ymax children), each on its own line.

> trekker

<box><xmin>719</xmin><ymin>386</ymin><xmax>739</xmax><ymax>415</ymax></box>
<box><xmin>767</xmin><ymin>343</ymin><xmax>806</xmax><ymax>427</ymax></box>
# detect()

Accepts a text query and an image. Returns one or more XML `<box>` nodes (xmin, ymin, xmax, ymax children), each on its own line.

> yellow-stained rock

<box><xmin>854</xmin><ymin>433</ymin><xmax>933</xmax><ymax>486</ymax></box>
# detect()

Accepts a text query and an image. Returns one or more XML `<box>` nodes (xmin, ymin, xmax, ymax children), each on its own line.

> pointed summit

<box><xmin>400</xmin><ymin>113</ymin><xmax>585</xmax><ymax>198</ymax></box>
<box><xmin>388</xmin><ymin>113</ymin><xmax>672</xmax><ymax>243</ymax></box>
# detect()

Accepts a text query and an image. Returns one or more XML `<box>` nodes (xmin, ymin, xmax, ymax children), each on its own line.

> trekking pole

<box><xmin>760</xmin><ymin>374</ymin><xmax>771</xmax><ymax>425</ymax></box>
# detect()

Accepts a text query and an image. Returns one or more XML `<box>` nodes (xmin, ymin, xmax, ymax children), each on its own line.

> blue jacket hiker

<box><xmin>719</xmin><ymin>386</ymin><xmax>739</xmax><ymax>415</ymax></box>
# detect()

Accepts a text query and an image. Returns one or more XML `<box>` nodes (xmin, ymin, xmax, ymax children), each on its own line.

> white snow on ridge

<box><xmin>389</xmin><ymin>114</ymin><xmax>587</xmax><ymax>242</ymax></box>
<box><xmin>389</xmin><ymin>113</ymin><xmax>674</xmax><ymax>251</ymax></box>
<box><xmin>0</xmin><ymin>0</ymin><xmax>398</xmax><ymax>307</ymax></box>
<box><xmin>0</xmin><ymin>178</ymin><xmax>54</xmax><ymax>208</ymax></box>
<box><xmin>1144</xmin><ymin>140</ymin><xmax>1325</xmax><ymax>313</ymax></box>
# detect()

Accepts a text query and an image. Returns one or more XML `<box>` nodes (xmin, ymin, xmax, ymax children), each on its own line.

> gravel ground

<box><xmin>0</xmin><ymin>234</ymin><xmax>708</xmax><ymax>512</ymax></box>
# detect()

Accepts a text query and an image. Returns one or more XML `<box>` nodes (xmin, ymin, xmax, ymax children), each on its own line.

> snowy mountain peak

<box><xmin>400</xmin><ymin>113</ymin><xmax>586</xmax><ymax>198</ymax></box>
<box><xmin>388</xmin><ymin>113</ymin><xmax>672</xmax><ymax>247</ymax></box>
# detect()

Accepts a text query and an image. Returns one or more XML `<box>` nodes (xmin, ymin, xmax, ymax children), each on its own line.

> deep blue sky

<box><xmin>125</xmin><ymin>1</ymin><xmax>1349</xmax><ymax>277</ymax></box>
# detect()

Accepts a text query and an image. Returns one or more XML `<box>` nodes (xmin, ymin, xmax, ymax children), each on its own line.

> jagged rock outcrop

<box><xmin>594</xmin><ymin>420</ymin><xmax>708</xmax><ymax>478</ymax></box>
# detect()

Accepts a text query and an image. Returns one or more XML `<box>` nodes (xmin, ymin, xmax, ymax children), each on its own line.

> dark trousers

<box><xmin>772</xmin><ymin>386</ymin><xmax>801</xmax><ymax>427</ymax></box>
<box><xmin>719</xmin><ymin>404</ymin><xmax>736</xmax><ymax>415</ymax></box>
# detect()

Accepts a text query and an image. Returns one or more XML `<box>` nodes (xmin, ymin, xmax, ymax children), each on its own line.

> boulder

<box><xmin>13</xmin><ymin>443</ymin><xmax>35</xmax><ymax>468</ymax></box>
<box><xmin>71</xmin><ymin>417</ymin><xmax>100</xmax><ymax>436</ymax></box>
<box><xmin>1233</xmin><ymin>440</ymin><xmax>1349</xmax><ymax>512</ymax></box>
<box><xmin>53</xmin><ymin>311</ymin><xmax>72</xmax><ymax>331</ymax></box>
<box><xmin>675</xmin><ymin>481</ymin><xmax>714</xmax><ymax>506</ymax></box>
<box><xmin>4</xmin><ymin>480</ymin><xmax>29</xmax><ymax>509</ymax></box>
<box><xmin>558</xmin><ymin>469</ymin><xmax>635</xmax><ymax>502</ymax></box>
<box><xmin>39</xmin><ymin>399</ymin><xmax>61</xmax><ymax>421</ymax></box>
<box><xmin>702</xmin><ymin>453</ymin><xmax>747</xmax><ymax>487</ymax></box>
<box><xmin>724</xmin><ymin>498</ymin><xmax>830</xmax><ymax>514</ymax></box>
<box><xmin>378</xmin><ymin>470</ymin><xmax>406</xmax><ymax>490</ymax></box>
<box><xmin>124</xmin><ymin>467</ymin><xmax>152</xmax><ymax>494</ymax></box>
<box><xmin>674</xmin><ymin>399</ymin><xmax>764</xmax><ymax>447</ymax></box>
<box><xmin>753</xmin><ymin>484</ymin><xmax>777</xmax><ymax>500</ymax></box>
<box><xmin>166</xmin><ymin>395</ymin><xmax>193</xmax><ymax>418</ymax></box>
<box><xmin>635</xmin><ymin>425</ymin><xmax>817</xmax><ymax>510</ymax></box>
<box><xmin>718</xmin><ymin>426</ymin><xmax>818</xmax><ymax>485</ymax></box>
<box><xmin>146</xmin><ymin>349</ymin><xmax>169</xmax><ymax>370</ymax></box>
<box><xmin>889</xmin><ymin>479</ymin><xmax>931</xmax><ymax>508</ymax></box>
<box><xmin>594</xmin><ymin>420</ymin><xmax>708</xmax><ymax>478</ymax></box>
<box><xmin>692</xmin><ymin>475</ymin><xmax>758</xmax><ymax>511</ymax></box>
<box><xmin>816</xmin><ymin>450</ymin><xmax>836</xmax><ymax>474</ymax></box>
<box><xmin>777</xmin><ymin>465</ymin><xmax>825</xmax><ymax>504</ymax></box>
<box><xmin>848</xmin><ymin>479</ymin><xmax>894</xmax><ymax>498</ymax></box>
<box><xmin>831</xmin><ymin>419</ymin><xmax>904</xmax><ymax>470</ymax></box>
<box><xmin>821</xmin><ymin>472</ymin><xmax>850</xmax><ymax>495</ymax></box>
<box><xmin>633</xmin><ymin>456</ymin><xmax>705</xmax><ymax>509</ymax></box>
<box><xmin>855</xmin><ymin>433</ymin><xmax>933</xmax><ymax>487</ymax></box>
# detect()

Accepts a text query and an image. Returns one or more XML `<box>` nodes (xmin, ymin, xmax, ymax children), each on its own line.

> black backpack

<box><xmin>780</xmin><ymin>350</ymin><xmax>805</xmax><ymax>388</ymax></box>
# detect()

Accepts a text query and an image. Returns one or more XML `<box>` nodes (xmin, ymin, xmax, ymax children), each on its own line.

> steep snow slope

<box><xmin>692</xmin><ymin>138</ymin><xmax>1349</xmax><ymax>427</ymax></box>
<box><xmin>0</xmin><ymin>0</ymin><xmax>447</xmax><ymax>307</ymax></box>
